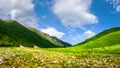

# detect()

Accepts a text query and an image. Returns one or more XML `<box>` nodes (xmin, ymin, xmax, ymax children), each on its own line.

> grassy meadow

<box><xmin>0</xmin><ymin>45</ymin><xmax>120</xmax><ymax>68</ymax></box>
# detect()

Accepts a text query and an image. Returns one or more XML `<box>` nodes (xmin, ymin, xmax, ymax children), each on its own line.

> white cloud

<box><xmin>107</xmin><ymin>0</ymin><xmax>120</xmax><ymax>12</ymax></box>
<box><xmin>0</xmin><ymin>0</ymin><xmax>38</xmax><ymax>28</ymax></box>
<box><xmin>40</xmin><ymin>27</ymin><xmax>65</xmax><ymax>39</ymax></box>
<box><xmin>116</xmin><ymin>5</ymin><xmax>120</xmax><ymax>12</ymax></box>
<box><xmin>84</xmin><ymin>30</ymin><xmax>95</xmax><ymax>38</ymax></box>
<box><xmin>70</xmin><ymin>30</ymin><xmax>95</xmax><ymax>44</ymax></box>
<box><xmin>70</xmin><ymin>34</ymin><xmax>85</xmax><ymax>44</ymax></box>
<box><xmin>52</xmin><ymin>0</ymin><xmax>98</xmax><ymax>28</ymax></box>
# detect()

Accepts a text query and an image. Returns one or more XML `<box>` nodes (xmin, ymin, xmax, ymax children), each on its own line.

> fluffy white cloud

<box><xmin>84</xmin><ymin>30</ymin><xmax>95</xmax><ymax>38</ymax></box>
<box><xmin>0</xmin><ymin>0</ymin><xmax>37</xmax><ymax>28</ymax></box>
<box><xmin>40</xmin><ymin>27</ymin><xmax>65</xmax><ymax>39</ymax></box>
<box><xmin>107</xmin><ymin>0</ymin><xmax>120</xmax><ymax>12</ymax></box>
<box><xmin>52</xmin><ymin>0</ymin><xmax>98</xmax><ymax>28</ymax></box>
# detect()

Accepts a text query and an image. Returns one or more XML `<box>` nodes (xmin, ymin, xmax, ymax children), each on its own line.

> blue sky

<box><xmin>0</xmin><ymin>0</ymin><xmax>120</xmax><ymax>45</ymax></box>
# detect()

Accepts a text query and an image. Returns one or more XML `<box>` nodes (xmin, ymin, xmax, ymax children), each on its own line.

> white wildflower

<box><xmin>0</xmin><ymin>59</ymin><xmax>3</xmax><ymax>64</ymax></box>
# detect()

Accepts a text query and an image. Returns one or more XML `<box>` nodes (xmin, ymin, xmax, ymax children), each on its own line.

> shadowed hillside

<box><xmin>0</xmin><ymin>19</ymin><xmax>67</xmax><ymax>48</ymax></box>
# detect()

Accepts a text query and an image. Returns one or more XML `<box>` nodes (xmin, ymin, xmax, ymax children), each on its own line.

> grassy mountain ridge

<box><xmin>0</xmin><ymin>19</ymin><xmax>64</xmax><ymax>47</ymax></box>
<box><xmin>75</xmin><ymin>27</ymin><xmax>120</xmax><ymax>49</ymax></box>
<box><xmin>78</xmin><ymin>31</ymin><xmax>120</xmax><ymax>48</ymax></box>
<box><xmin>77</xmin><ymin>27</ymin><xmax>120</xmax><ymax>45</ymax></box>
<box><xmin>28</xmin><ymin>27</ymin><xmax>71</xmax><ymax>47</ymax></box>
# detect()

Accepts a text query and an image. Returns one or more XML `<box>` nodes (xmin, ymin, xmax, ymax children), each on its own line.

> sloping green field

<box><xmin>76</xmin><ymin>31</ymin><xmax>120</xmax><ymax>49</ymax></box>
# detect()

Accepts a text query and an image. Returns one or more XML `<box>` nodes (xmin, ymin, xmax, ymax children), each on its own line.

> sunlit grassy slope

<box><xmin>0</xmin><ymin>19</ymin><xmax>63</xmax><ymax>48</ymax></box>
<box><xmin>76</xmin><ymin>31</ymin><xmax>120</xmax><ymax>49</ymax></box>
<box><xmin>77</xmin><ymin>27</ymin><xmax>120</xmax><ymax>45</ymax></box>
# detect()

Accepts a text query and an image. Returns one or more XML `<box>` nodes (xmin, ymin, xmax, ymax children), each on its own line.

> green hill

<box><xmin>75</xmin><ymin>27</ymin><xmax>120</xmax><ymax>49</ymax></box>
<box><xmin>29</xmin><ymin>27</ymin><xmax>71</xmax><ymax>47</ymax></box>
<box><xmin>78</xmin><ymin>27</ymin><xmax>120</xmax><ymax>45</ymax></box>
<box><xmin>0</xmin><ymin>19</ymin><xmax>66</xmax><ymax>48</ymax></box>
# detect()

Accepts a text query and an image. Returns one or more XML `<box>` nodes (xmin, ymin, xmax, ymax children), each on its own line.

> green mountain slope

<box><xmin>0</xmin><ymin>19</ymin><xmax>64</xmax><ymax>48</ymax></box>
<box><xmin>28</xmin><ymin>27</ymin><xmax>71</xmax><ymax>47</ymax></box>
<box><xmin>75</xmin><ymin>27</ymin><xmax>120</xmax><ymax>49</ymax></box>
<box><xmin>78</xmin><ymin>27</ymin><xmax>120</xmax><ymax>45</ymax></box>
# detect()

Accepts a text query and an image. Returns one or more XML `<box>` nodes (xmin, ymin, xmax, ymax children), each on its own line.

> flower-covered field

<box><xmin>0</xmin><ymin>47</ymin><xmax>120</xmax><ymax>68</ymax></box>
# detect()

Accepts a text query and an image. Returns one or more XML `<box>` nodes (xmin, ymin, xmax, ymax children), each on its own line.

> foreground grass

<box><xmin>0</xmin><ymin>46</ymin><xmax>120</xmax><ymax>68</ymax></box>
